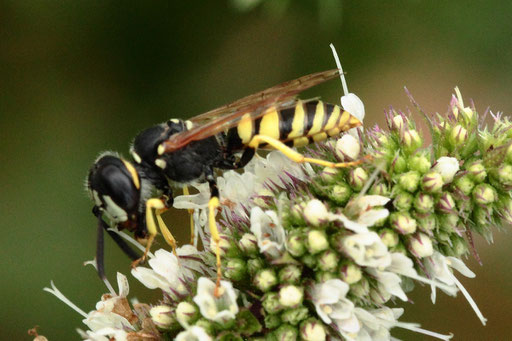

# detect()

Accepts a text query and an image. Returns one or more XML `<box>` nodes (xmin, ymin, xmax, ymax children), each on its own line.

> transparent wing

<box><xmin>161</xmin><ymin>69</ymin><xmax>341</xmax><ymax>152</ymax></box>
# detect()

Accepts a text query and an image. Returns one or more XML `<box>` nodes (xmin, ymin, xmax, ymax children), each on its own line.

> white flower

<box><xmin>341</xmin><ymin>93</ymin><xmax>365</xmax><ymax>123</ymax></box>
<box><xmin>175</xmin><ymin>326</ymin><xmax>212</xmax><ymax>341</ymax></box>
<box><xmin>366</xmin><ymin>268</ymin><xmax>408</xmax><ymax>302</ymax></box>
<box><xmin>250</xmin><ymin>206</ymin><xmax>286</xmax><ymax>258</ymax></box>
<box><xmin>331</xmin><ymin>195</ymin><xmax>390</xmax><ymax>234</ymax></box>
<box><xmin>433</xmin><ymin>157</ymin><xmax>459</xmax><ymax>183</ymax></box>
<box><xmin>77</xmin><ymin>327</ymin><xmax>128</xmax><ymax>341</ymax></box>
<box><xmin>354</xmin><ymin>307</ymin><xmax>453</xmax><ymax>341</ymax></box>
<box><xmin>425</xmin><ymin>252</ymin><xmax>487</xmax><ymax>325</ymax></box>
<box><xmin>336</xmin><ymin>134</ymin><xmax>361</xmax><ymax>161</ymax></box>
<box><xmin>342</xmin><ymin>232</ymin><xmax>392</xmax><ymax>269</ymax></box>
<box><xmin>311</xmin><ymin>279</ymin><xmax>360</xmax><ymax>334</ymax></box>
<box><xmin>131</xmin><ymin>246</ymin><xmax>204</xmax><ymax>298</ymax></box>
<box><xmin>193</xmin><ymin>277</ymin><xmax>239</xmax><ymax>324</ymax></box>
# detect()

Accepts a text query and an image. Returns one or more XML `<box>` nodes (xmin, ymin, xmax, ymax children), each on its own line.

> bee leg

<box><xmin>95</xmin><ymin>212</ymin><xmax>107</xmax><ymax>281</ymax></box>
<box><xmin>248</xmin><ymin>135</ymin><xmax>366</xmax><ymax>168</ymax></box>
<box><xmin>234</xmin><ymin>148</ymin><xmax>255</xmax><ymax>169</ymax></box>
<box><xmin>131</xmin><ymin>198</ymin><xmax>177</xmax><ymax>268</ymax></box>
<box><xmin>205</xmin><ymin>168</ymin><xmax>223</xmax><ymax>297</ymax></box>
<box><xmin>182</xmin><ymin>186</ymin><xmax>196</xmax><ymax>245</ymax></box>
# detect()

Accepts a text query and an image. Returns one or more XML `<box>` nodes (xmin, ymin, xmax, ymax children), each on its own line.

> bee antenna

<box><xmin>329</xmin><ymin>43</ymin><xmax>349</xmax><ymax>96</ymax></box>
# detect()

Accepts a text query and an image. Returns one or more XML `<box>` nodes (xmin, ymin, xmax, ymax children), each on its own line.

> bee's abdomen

<box><xmin>229</xmin><ymin>100</ymin><xmax>361</xmax><ymax>150</ymax></box>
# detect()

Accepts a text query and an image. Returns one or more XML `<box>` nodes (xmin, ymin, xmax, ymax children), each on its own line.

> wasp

<box><xmin>87</xmin><ymin>69</ymin><xmax>363</xmax><ymax>291</ymax></box>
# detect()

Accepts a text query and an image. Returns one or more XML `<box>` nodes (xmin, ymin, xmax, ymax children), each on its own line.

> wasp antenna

<box><xmin>329</xmin><ymin>43</ymin><xmax>349</xmax><ymax>96</ymax></box>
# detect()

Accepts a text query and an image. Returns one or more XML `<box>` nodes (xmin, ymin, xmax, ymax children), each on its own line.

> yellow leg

<box><xmin>132</xmin><ymin>197</ymin><xmax>177</xmax><ymax>268</ymax></box>
<box><xmin>208</xmin><ymin>196</ymin><xmax>223</xmax><ymax>297</ymax></box>
<box><xmin>183</xmin><ymin>186</ymin><xmax>195</xmax><ymax>245</ymax></box>
<box><xmin>248</xmin><ymin>134</ymin><xmax>366</xmax><ymax>168</ymax></box>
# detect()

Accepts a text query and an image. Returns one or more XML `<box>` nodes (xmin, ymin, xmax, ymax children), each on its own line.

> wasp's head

<box><xmin>87</xmin><ymin>152</ymin><xmax>142</xmax><ymax>231</ymax></box>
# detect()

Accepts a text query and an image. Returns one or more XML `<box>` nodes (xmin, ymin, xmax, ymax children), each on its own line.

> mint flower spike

<box><xmin>44</xmin><ymin>49</ymin><xmax>510</xmax><ymax>339</ymax></box>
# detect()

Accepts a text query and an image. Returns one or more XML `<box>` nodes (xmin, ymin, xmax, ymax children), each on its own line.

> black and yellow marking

<box><xmin>230</xmin><ymin>100</ymin><xmax>360</xmax><ymax>151</ymax></box>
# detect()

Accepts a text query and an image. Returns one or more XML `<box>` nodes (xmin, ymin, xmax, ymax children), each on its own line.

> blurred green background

<box><xmin>1</xmin><ymin>1</ymin><xmax>511</xmax><ymax>339</ymax></box>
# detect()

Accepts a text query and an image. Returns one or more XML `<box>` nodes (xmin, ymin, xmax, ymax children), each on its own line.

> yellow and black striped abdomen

<box><xmin>228</xmin><ymin>100</ymin><xmax>361</xmax><ymax>151</ymax></box>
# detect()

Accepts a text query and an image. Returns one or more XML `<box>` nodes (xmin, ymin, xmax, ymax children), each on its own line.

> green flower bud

<box><xmin>393</xmin><ymin>191</ymin><xmax>413</xmax><ymax>211</ymax></box>
<box><xmin>274</xmin><ymin>324</ymin><xmax>298</xmax><ymax>341</ymax></box>
<box><xmin>451</xmin><ymin>235</ymin><xmax>469</xmax><ymax>257</ymax></box>
<box><xmin>350</xmin><ymin>277</ymin><xmax>370</xmax><ymax>298</ymax></box>
<box><xmin>473</xmin><ymin>184</ymin><xmax>496</xmax><ymax>204</ymax></box>
<box><xmin>217</xmin><ymin>332</ymin><xmax>244</xmax><ymax>341</ymax></box>
<box><xmin>438</xmin><ymin>213</ymin><xmax>459</xmax><ymax>232</ymax></box>
<box><xmin>454</xmin><ymin>175</ymin><xmax>475</xmax><ymax>196</ymax></box>
<box><xmin>407</xmin><ymin>233</ymin><xmax>434</xmax><ymax>258</ymax></box>
<box><xmin>263</xmin><ymin>292</ymin><xmax>283</xmax><ymax>314</ymax></box>
<box><xmin>307</xmin><ymin>230</ymin><xmax>329</xmax><ymax>254</ymax></box>
<box><xmin>329</xmin><ymin>231</ymin><xmax>347</xmax><ymax>253</ymax></box>
<box><xmin>393</xmin><ymin>156</ymin><xmax>408</xmax><ymax>174</ymax></box>
<box><xmin>390</xmin><ymin>243</ymin><xmax>408</xmax><ymax>255</ymax></box>
<box><xmin>473</xmin><ymin>206</ymin><xmax>491</xmax><ymax>225</ymax></box>
<box><xmin>238</xmin><ymin>233</ymin><xmax>258</xmax><ymax>256</ymax></box>
<box><xmin>421</xmin><ymin>171</ymin><xmax>444</xmax><ymax>193</ymax></box>
<box><xmin>279</xmin><ymin>265</ymin><xmax>302</xmax><ymax>284</ymax></box>
<box><xmin>370</xmin><ymin>286</ymin><xmax>391</xmax><ymax>305</ymax></box>
<box><xmin>369</xmin><ymin>182</ymin><xmax>389</xmax><ymax>196</ymax></box>
<box><xmin>317</xmin><ymin>249</ymin><xmax>339</xmax><ymax>272</ymax></box>
<box><xmin>224</xmin><ymin>258</ymin><xmax>247</xmax><ymax>281</ymax></box>
<box><xmin>315</xmin><ymin>271</ymin><xmax>337</xmax><ymax>282</ymax></box>
<box><xmin>498</xmin><ymin>197</ymin><xmax>512</xmax><ymax>224</ymax></box>
<box><xmin>215</xmin><ymin>233</ymin><xmax>234</xmax><ymax>256</ymax></box>
<box><xmin>437</xmin><ymin>193</ymin><xmax>456</xmax><ymax>213</ymax></box>
<box><xmin>390</xmin><ymin>212</ymin><xmax>417</xmax><ymax>234</ymax></box>
<box><xmin>176</xmin><ymin>302</ymin><xmax>199</xmax><ymax>326</ymax></box>
<box><xmin>150</xmin><ymin>305</ymin><xmax>175</xmax><ymax>329</ymax></box>
<box><xmin>497</xmin><ymin>164</ymin><xmax>512</xmax><ymax>186</ymax></box>
<box><xmin>348</xmin><ymin>167</ymin><xmax>369</xmax><ymax>191</ymax></box>
<box><xmin>329</xmin><ymin>183</ymin><xmax>353</xmax><ymax>205</ymax></box>
<box><xmin>437</xmin><ymin>231</ymin><xmax>451</xmax><ymax>243</ymax></box>
<box><xmin>279</xmin><ymin>285</ymin><xmax>304</xmax><ymax>308</ymax></box>
<box><xmin>281</xmin><ymin>307</ymin><xmax>309</xmax><ymax>326</ymax></box>
<box><xmin>375</xmin><ymin>132</ymin><xmax>390</xmax><ymax>147</ymax></box>
<box><xmin>339</xmin><ymin>260</ymin><xmax>362</xmax><ymax>284</ymax></box>
<box><xmin>254</xmin><ymin>269</ymin><xmax>278</xmax><ymax>292</ymax></box>
<box><xmin>300</xmin><ymin>318</ymin><xmax>326</xmax><ymax>341</ymax></box>
<box><xmin>416</xmin><ymin>214</ymin><xmax>437</xmax><ymax>231</ymax></box>
<box><xmin>290</xmin><ymin>202</ymin><xmax>306</xmax><ymax>221</ymax></box>
<box><xmin>319</xmin><ymin>167</ymin><xmax>339</xmax><ymax>183</ymax></box>
<box><xmin>468</xmin><ymin>161</ymin><xmax>487</xmax><ymax>183</ymax></box>
<box><xmin>398</xmin><ymin>171</ymin><xmax>421</xmax><ymax>192</ymax></box>
<box><xmin>408</xmin><ymin>154</ymin><xmax>431</xmax><ymax>174</ymax></box>
<box><xmin>264</xmin><ymin>314</ymin><xmax>282</xmax><ymax>329</ymax></box>
<box><xmin>247</xmin><ymin>258</ymin><xmax>265</xmax><ymax>276</ymax></box>
<box><xmin>506</xmin><ymin>144</ymin><xmax>512</xmax><ymax>163</ymax></box>
<box><xmin>449</xmin><ymin>124</ymin><xmax>468</xmax><ymax>146</ymax></box>
<box><xmin>194</xmin><ymin>318</ymin><xmax>215</xmax><ymax>336</ymax></box>
<box><xmin>379</xmin><ymin>228</ymin><xmax>399</xmax><ymax>247</ymax></box>
<box><xmin>301</xmin><ymin>254</ymin><xmax>317</xmax><ymax>269</ymax></box>
<box><xmin>392</xmin><ymin>114</ymin><xmax>406</xmax><ymax>132</ymax></box>
<box><xmin>413</xmin><ymin>193</ymin><xmax>434</xmax><ymax>214</ymax></box>
<box><xmin>304</xmin><ymin>200</ymin><xmax>329</xmax><ymax>227</ymax></box>
<box><xmin>254</xmin><ymin>188</ymin><xmax>276</xmax><ymax>208</ymax></box>
<box><xmin>286</xmin><ymin>231</ymin><xmax>306</xmax><ymax>257</ymax></box>
<box><xmin>402</xmin><ymin>129</ymin><xmax>423</xmax><ymax>152</ymax></box>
